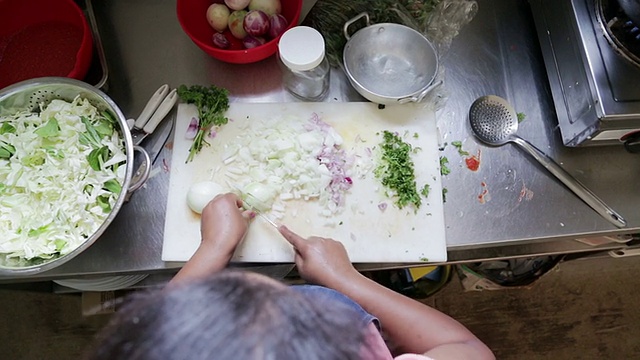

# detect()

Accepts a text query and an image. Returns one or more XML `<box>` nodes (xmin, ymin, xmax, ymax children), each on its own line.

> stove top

<box><xmin>530</xmin><ymin>0</ymin><xmax>640</xmax><ymax>146</ymax></box>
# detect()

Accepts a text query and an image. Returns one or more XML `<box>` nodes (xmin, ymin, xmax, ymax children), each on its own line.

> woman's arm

<box><xmin>169</xmin><ymin>193</ymin><xmax>254</xmax><ymax>286</ymax></box>
<box><xmin>279</xmin><ymin>226</ymin><xmax>495</xmax><ymax>360</ymax></box>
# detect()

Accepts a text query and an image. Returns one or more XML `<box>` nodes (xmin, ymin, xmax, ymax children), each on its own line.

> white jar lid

<box><xmin>278</xmin><ymin>26</ymin><xmax>325</xmax><ymax>71</ymax></box>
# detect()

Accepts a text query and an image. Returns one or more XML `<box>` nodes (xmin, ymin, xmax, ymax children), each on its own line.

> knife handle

<box><xmin>143</xmin><ymin>89</ymin><xmax>178</xmax><ymax>134</ymax></box>
<box><xmin>133</xmin><ymin>84</ymin><xmax>169</xmax><ymax>130</ymax></box>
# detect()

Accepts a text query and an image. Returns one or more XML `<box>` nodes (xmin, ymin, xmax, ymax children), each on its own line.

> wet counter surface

<box><xmin>2</xmin><ymin>0</ymin><xmax>639</xmax><ymax>282</ymax></box>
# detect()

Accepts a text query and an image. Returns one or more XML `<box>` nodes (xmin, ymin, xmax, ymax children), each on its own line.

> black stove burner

<box><xmin>598</xmin><ymin>0</ymin><xmax>640</xmax><ymax>68</ymax></box>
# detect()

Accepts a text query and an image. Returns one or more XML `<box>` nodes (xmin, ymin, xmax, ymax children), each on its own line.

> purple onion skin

<box><xmin>268</xmin><ymin>14</ymin><xmax>287</xmax><ymax>39</ymax></box>
<box><xmin>243</xmin><ymin>35</ymin><xmax>266</xmax><ymax>49</ymax></box>
<box><xmin>243</xmin><ymin>10</ymin><xmax>270</xmax><ymax>37</ymax></box>
<box><xmin>212</xmin><ymin>33</ymin><xmax>231</xmax><ymax>49</ymax></box>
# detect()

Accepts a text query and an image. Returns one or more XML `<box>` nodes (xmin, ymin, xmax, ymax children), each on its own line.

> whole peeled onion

<box><xmin>243</xmin><ymin>10</ymin><xmax>270</xmax><ymax>37</ymax></box>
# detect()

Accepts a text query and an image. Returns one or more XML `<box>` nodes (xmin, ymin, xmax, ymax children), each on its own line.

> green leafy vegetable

<box><xmin>35</xmin><ymin>118</ymin><xmax>60</xmax><ymax>138</ymax></box>
<box><xmin>177</xmin><ymin>84</ymin><xmax>230</xmax><ymax>163</ymax></box>
<box><xmin>96</xmin><ymin>194</ymin><xmax>112</xmax><ymax>213</ymax></box>
<box><xmin>87</xmin><ymin>146</ymin><xmax>110</xmax><ymax>171</ymax></box>
<box><xmin>102</xmin><ymin>179</ymin><xmax>122</xmax><ymax>194</ymax></box>
<box><xmin>375</xmin><ymin>130</ymin><xmax>421</xmax><ymax>209</ymax></box>
<box><xmin>54</xmin><ymin>239</ymin><xmax>67</xmax><ymax>252</ymax></box>
<box><xmin>0</xmin><ymin>142</ymin><xmax>15</xmax><ymax>159</ymax></box>
<box><xmin>451</xmin><ymin>141</ymin><xmax>469</xmax><ymax>156</ymax></box>
<box><xmin>517</xmin><ymin>112</ymin><xmax>526</xmax><ymax>123</ymax></box>
<box><xmin>440</xmin><ymin>156</ymin><xmax>450</xmax><ymax>175</ymax></box>
<box><xmin>0</xmin><ymin>122</ymin><xmax>16</xmax><ymax>134</ymax></box>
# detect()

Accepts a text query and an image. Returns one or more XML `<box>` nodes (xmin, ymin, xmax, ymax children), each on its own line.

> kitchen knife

<box><xmin>131</xmin><ymin>87</ymin><xmax>178</xmax><ymax>146</ymax></box>
<box><xmin>130</xmin><ymin>113</ymin><xmax>175</xmax><ymax>185</ymax></box>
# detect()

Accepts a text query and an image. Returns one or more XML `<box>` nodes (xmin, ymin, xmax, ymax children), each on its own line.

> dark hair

<box><xmin>85</xmin><ymin>270</ymin><xmax>366</xmax><ymax>360</ymax></box>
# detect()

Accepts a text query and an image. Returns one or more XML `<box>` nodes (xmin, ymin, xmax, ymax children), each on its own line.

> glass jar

<box><xmin>278</xmin><ymin>26</ymin><xmax>330</xmax><ymax>101</ymax></box>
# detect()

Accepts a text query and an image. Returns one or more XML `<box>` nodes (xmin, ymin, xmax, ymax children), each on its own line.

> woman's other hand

<box><xmin>278</xmin><ymin>225</ymin><xmax>358</xmax><ymax>288</ymax></box>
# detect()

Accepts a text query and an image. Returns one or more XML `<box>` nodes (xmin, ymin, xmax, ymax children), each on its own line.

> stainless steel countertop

<box><xmin>2</xmin><ymin>0</ymin><xmax>638</xmax><ymax>282</ymax></box>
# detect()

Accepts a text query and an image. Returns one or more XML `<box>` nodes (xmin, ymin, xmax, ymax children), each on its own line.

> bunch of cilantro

<box><xmin>177</xmin><ymin>84</ymin><xmax>230</xmax><ymax>163</ymax></box>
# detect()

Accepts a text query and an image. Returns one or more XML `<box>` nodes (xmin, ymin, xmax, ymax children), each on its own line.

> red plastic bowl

<box><xmin>0</xmin><ymin>0</ymin><xmax>93</xmax><ymax>90</ymax></box>
<box><xmin>177</xmin><ymin>0</ymin><xmax>302</xmax><ymax>64</ymax></box>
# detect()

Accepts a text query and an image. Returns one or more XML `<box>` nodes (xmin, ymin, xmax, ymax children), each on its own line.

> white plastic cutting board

<box><xmin>162</xmin><ymin>102</ymin><xmax>447</xmax><ymax>263</ymax></box>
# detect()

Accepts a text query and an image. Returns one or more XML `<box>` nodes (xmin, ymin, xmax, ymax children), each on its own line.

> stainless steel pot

<box><xmin>0</xmin><ymin>77</ymin><xmax>150</xmax><ymax>275</ymax></box>
<box><xmin>342</xmin><ymin>12</ymin><xmax>440</xmax><ymax>105</ymax></box>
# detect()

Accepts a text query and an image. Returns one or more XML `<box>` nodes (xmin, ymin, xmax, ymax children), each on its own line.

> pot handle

<box><xmin>398</xmin><ymin>80</ymin><xmax>443</xmax><ymax>104</ymax></box>
<box><xmin>126</xmin><ymin>146</ymin><xmax>151</xmax><ymax>200</ymax></box>
<box><xmin>344</xmin><ymin>12</ymin><xmax>370</xmax><ymax>40</ymax></box>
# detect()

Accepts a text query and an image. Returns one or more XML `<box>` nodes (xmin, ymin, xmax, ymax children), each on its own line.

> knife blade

<box><xmin>244</xmin><ymin>199</ymin><xmax>279</xmax><ymax>229</ymax></box>
<box><xmin>146</xmin><ymin>112</ymin><xmax>174</xmax><ymax>165</ymax></box>
<box><xmin>129</xmin><ymin>112</ymin><xmax>175</xmax><ymax>186</ymax></box>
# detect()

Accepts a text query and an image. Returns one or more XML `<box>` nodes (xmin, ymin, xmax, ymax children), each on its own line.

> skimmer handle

<box><xmin>511</xmin><ymin>136</ymin><xmax>626</xmax><ymax>228</ymax></box>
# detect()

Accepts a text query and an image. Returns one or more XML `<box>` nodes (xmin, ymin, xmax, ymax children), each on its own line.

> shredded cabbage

<box><xmin>0</xmin><ymin>97</ymin><xmax>126</xmax><ymax>263</ymax></box>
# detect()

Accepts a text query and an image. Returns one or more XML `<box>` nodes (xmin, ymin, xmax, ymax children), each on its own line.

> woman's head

<box><xmin>85</xmin><ymin>270</ymin><xmax>365</xmax><ymax>360</ymax></box>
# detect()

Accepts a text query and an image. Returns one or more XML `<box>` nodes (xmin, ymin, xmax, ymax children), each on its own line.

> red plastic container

<box><xmin>0</xmin><ymin>0</ymin><xmax>93</xmax><ymax>90</ymax></box>
<box><xmin>177</xmin><ymin>0</ymin><xmax>302</xmax><ymax>64</ymax></box>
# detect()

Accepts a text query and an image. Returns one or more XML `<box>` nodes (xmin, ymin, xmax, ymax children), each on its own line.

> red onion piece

<box><xmin>268</xmin><ymin>14</ymin><xmax>288</xmax><ymax>39</ymax></box>
<box><xmin>186</xmin><ymin>117</ymin><xmax>198</xmax><ymax>140</ymax></box>
<box><xmin>243</xmin><ymin>35</ymin><xmax>266</xmax><ymax>49</ymax></box>
<box><xmin>212</xmin><ymin>32</ymin><xmax>230</xmax><ymax>49</ymax></box>
<box><xmin>243</xmin><ymin>10</ymin><xmax>270</xmax><ymax>37</ymax></box>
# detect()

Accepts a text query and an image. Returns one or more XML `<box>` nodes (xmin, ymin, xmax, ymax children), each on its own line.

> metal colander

<box><xmin>0</xmin><ymin>77</ymin><xmax>146</xmax><ymax>275</ymax></box>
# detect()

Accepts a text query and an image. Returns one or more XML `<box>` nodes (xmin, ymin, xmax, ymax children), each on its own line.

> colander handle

<box><xmin>125</xmin><ymin>146</ymin><xmax>152</xmax><ymax>202</ymax></box>
<box><xmin>398</xmin><ymin>80</ymin><xmax>443</xmax><ymax>104</ymax></box>
<box><xmin>344</xmin><ymin>12</ymin><xmax>371</xmax><ymax>40</ymax></box>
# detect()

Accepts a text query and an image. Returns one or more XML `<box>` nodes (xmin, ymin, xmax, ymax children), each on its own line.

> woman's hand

<box><xmin>278</xmin><ymin>225</ymin><xmax>358</xmax><ymax>288</ymax></box>
<box><xmin>170</xmin><ymin>193</ymin><xmax>254</xmax><ymax>286</ymax></box>
<box><xmin>200</xmin><ymin>193</ymin><xmax>254</xmax><ymax>258</ymax></box>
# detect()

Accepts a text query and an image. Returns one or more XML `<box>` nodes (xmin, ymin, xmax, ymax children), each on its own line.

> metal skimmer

<box><xmin>468</xmin><ymin>95</ymin><xmax>626</xmax><ymax>228</ymax></box>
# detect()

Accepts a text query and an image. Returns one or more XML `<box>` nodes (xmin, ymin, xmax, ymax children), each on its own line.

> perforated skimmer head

<box><xmin>468</xmin><ymin>95</ymin><xmax>519</xmax><ymax>145</ymax></box>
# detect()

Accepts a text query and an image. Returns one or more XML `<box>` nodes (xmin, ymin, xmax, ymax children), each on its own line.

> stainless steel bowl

<box><xmin>0</xmin><ymin>77</ymin><xmax>149</xmax><ymax>275</ymax></box>
<box><xmin>342</xmin><ymin>13</ymin><xmax>439</xmax><ymax>105</ymax></box>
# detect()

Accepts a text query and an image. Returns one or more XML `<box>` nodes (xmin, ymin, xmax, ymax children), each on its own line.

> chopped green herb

<box><xmin>451</xmin><ymin>140</ymin><xmax>469</xmax><ymax>156</ymax></box>
<box><xmin>339</xmin><ymin>221</ymin><xmax>343</xmax><ymax>225</ymax></box>
<box><xmin>420</xmin><ymin>257</ymin><xmax>429</xmax><ymax>262</ymax></box>
<box><xmin>440</xmin><ymin>156</ymin><xmax>450</xmax><ymax>176</ymax></box>
<box><xmin>517</xmin><ymin>112</ymin><xmax>526</xmax><ymax>123</ymax></box>
<box><xmin>442</xmin><ymin>188</ymin><xmax>448</xmax><ymax>203</ymax></box>
<box><xmin>420</xmin><ymin>183</ymin><xmax>431</xmax><ymax>198</ymax></box>
<box><xmin>413</xmin><ymin>132</ymin><xmax>419</xmax><ymax>138</ymax></box>
<box><xmin>374</xmin><ymin>130</ymin><xmax>421</xmax><ymax>209</ymax></box>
